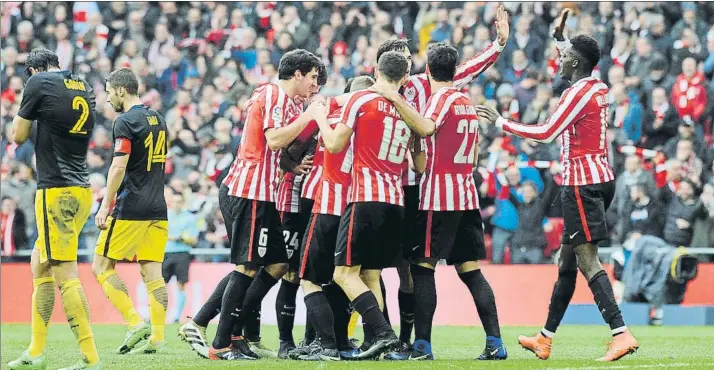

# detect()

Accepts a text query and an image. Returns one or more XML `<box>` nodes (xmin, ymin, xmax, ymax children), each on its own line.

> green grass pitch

<box><xmin>2</xmin><ymin>324</ymin><xmax>713</xmax><ymax>369</ymax></box>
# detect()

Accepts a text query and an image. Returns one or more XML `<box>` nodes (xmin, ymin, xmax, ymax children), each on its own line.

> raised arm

<box><xmin>453</xmin><ymin>5</ymin><xmax>509</xmax><ymax>88</ymax></box>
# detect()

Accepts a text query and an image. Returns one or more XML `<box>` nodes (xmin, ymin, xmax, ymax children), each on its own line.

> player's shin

<box><xmin>238</xmin><ymin>267</ymin><xmax>283</xmax><ymax>335</ymax></box>
<box><xmin>397</xmin><ymin>262</ymin><xmax>415</xmax><ymax>343</ymax></box>
<box><xmin>59</xmin><ymin>278</ymin><xmax>100</xmax><ymax>365</ymax></box>
<box><xmin>377</xmin><ymin>276</ymin><xmax>391</xmax><ymax>325</ymax></box>
<box><xmin>575</xmin><ymin>243</ymin><xmax>627</xmax><ymax>335</ymax></box>
<box><xmin>334</xmin><ymin>266</ymin><xmax>394</xmax><ymax>336</ymax></box>
<box><xmin>174</xmin><ymin>284</ymin><xmax>187</xmax><ymax>323</ymax></box>
<box><xmin>303</xmin><ymin>282</ymin><xmax>337</xmax><ymax>349</ymax></box>
<box><xmin>146</xmin><ymin>279</ymin><xmax>168</xmax><ymax>343</ymax></box>
<box><xmin>243</xmin><ymin>303</ymin><xmax>262</xmax><ymax>342</ymax></box>
<box><xmin>276</xmin><ymin>277</ymin><xmax>300</xmax><ymax>344</ymax></box>
<box><xmin>213</xmin><ymin>271</ymin><xmax>252</xmax><ymax>349</ymax></box>
<box><xmin>543</xmin><ymin>269</ymin><xmax>577</xmax><ymax>336</ymax></box>
<box><xmin>411</xmin><ymin>264</ymin><xmax>436</xmax><ymax>343</ymax></box>
<box><xmin>97</xmin><ymin>270</ymin><xmax>143</xmax><ymax>327</ymax></box>
<box><xmin>457</xmin><ymin>267</ymin><xmax>501</xmax><ymax>338</ymax></box>
<box><xmin>28</xmin><ymin>277</ymin><xmax>55</xmax><ymax>357</ymax></box>
<box><xmin>193</xmin><ymin>272</ymin><xmax>230</xmax><ymax>327</ymax></box>
<box><xmin>324</xmin><ymin>283</ymin><xmax>351</xmax><ymax>349</ymax></box>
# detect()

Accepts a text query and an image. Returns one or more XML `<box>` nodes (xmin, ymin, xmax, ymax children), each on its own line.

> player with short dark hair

<box><xmin>296</xmin><ymin>75</ymin><xmax>376</xmax><ymax>361</ymax></box>
<box><xmin>372</xmin><ymin>42</ymin><xmax>506</xmax><ymax>361</ymax></box>
<box><xmin>314</xmin><ymin>51</ymin><xmax>431</xmax><ymax>360</ymax></box>
<box><xmin>476</xmin><ymin>10</ymin><xmax>639</xmax><ymax>362</ymax></box>
<box><xmin>8</xmin><ymin>48</ymin><xmax>101</xmax><ymax>370</ymax></box>
<box><xmin>359</xmin><ymin>7</ymin><xmax>509</xmax><ymax>358</ymax></box>
<box><xmin>92</xmin><ymin>67</ymin><xmax>170</xmax><ymax>355</ymax></box>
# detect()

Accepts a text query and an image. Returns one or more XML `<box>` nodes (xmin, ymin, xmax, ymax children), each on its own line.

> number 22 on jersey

<box><xmin>144</xmin><ymin>130</ymin><xmax>166</xmax><ymax>171</ymax></box>
<box><xmin>454</xmin><ymin>119</ymin><xmax>478</xmax><ymax>164</ymax></box>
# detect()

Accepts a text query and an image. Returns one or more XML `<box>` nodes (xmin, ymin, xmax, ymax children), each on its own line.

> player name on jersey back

<box><xmin>342</xmin><ymin>91</ymin><xmax>410</xmax><ymax>206</ymax></box>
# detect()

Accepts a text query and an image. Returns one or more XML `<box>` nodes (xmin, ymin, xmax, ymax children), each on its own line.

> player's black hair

<box><xmin>377</xmin><ymin>51</ymin><xmax>409</xmax><ymax>83</ymax></box>
<box><xmin>107</xmin><ymin>68</ymin><xmax>140</xmax><ymax>95</ymax></box>
<box><xmin>278</xmin><ymin>49</ymin><xmax>324</xmax><ymax>81</ymax></box>
<box><xmin>24</xmin><ymin>49</ymin><xmax>60</xmax><ymax>76</ymax></box>
<box><xmin>427</xmin><ymin>42</ymin><xmax>459</xmax><ymax>82</ymax></box>
<box><xmin>376</xmin><ymin>39</ymin><xmax>410</xmax><ymax>64</ymax></box>
<box><xmin>570</xmin><ymin>35</ymin><xmax>601</xmax><ymax>73</ymax></box>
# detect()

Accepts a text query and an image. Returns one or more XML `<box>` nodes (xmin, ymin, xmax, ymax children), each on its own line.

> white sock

<box><xmin>611</xmin><ymin>326</ymin><xmax>627</xmax><ymax>336</ymax></box>
<box><xmin>540</xmin><ymin>328</ymin><xmax>555</xmax><ymax>338</ymax></box>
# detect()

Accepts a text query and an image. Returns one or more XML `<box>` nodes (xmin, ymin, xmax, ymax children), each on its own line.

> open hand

<box><xmin>552</xmin><ymin>9</ymin><xmax>570</xmax><ymax>41</ymax></box>
<box><xmin>494</xmin><ymin>5</ymin><xmax>510</xmax><ymax>46</ymax></box>
<box><xmin>475</xmin><ymin>105</ymin><xmax>501</xmax><ymax>124</ymax></box>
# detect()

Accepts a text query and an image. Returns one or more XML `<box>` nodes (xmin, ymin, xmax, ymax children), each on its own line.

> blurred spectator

<box><xmin>671</xmin><ymin>57</ymin><xmax>708</xmax><ymax>125</ymax></box>
<box><xmin>661</xmin><ymin>179</ymin><xmax>707</xmax><ymax>247</ymax></box>
<box><xmin>496</xmin><ymin>83</ymin><xmax>520</xmax><ymax>120</ymax></box>
<box><xmin>640</xmin><ymin>56</ymin><xmax>675</xmax><ymax>108</ymax></box>
<box><xmin>620</xmin><ymin>183</ymin><xmax>666</xmax><ymax>240</ymax></box>
<box><xmin>164</xmin><ymin>191</ymin><xmax>198</xmax><ymax>323</ymax></box>
<box><xmin>0</xmin><ymin>197</ymin><xmax>28</xmax><ymax>260</ymax></box>
<box><xmin>509</xmin><ymin>176</ymin><xmax>557</xmax><ymax>264</ymax></box>
<box><xmin>642</xmin><ymin>87</ymin><xmax>681</xmax><ymax>150</ymax></box>
<box><xmin>610</xmin><ymin>83</ymin><xmax>644</xmax><ymax>145</ymax></box>
<box><xmin>664</xmin><ymin>120</ymin><xmax>708</xmax><ymax>160</ymax></box>
<box><xmin>615</xmin><ymin>155</ymin><xmax>657</xmax><ymax>218</ymax></box>
<box><xmin>675</xmin><ymin>139</ymin><xmax>704</xmax><ymax>188</ymax></box>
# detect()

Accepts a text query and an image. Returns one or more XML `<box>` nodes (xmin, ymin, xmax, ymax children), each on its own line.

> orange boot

<box><xmin>518</xmin><ymin>333</ymin><xmax>552</xmax><ymax>360</ymax></box>
<box><xmin>597</xmin><ymin>329</ymin><xmax>639</xmax><ymax>361</ymax></box>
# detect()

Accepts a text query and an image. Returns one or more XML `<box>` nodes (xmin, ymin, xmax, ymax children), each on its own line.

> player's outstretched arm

<box><xmin>453</xmin><ymin>5</ymin><xmax>508</xmax><ymax>89</ymax></box>
<box><xmin>370</xmin><ymin>85</ymin><xmax>435</xmax><ymax>137</ymax></box>
<box><xmin>95</xmin><ymin>154</ymin><xmax>129</xmax><ymax>230</ymax></box>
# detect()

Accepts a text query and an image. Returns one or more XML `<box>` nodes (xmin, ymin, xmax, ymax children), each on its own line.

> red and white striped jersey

<box><xmin>420</xmin><ymin>87</ymin><xmax>480</xmax><ymax>211</ymax></box>
<box><xmin>341</xmin><ymin>91</ymin><xmax>410</xmax><ymax>206</ymax></box>
<box><xmin>313</xmin><ymin>115</ymin><xmax>353</xmax><ymax>216</ymax></box>
<box><xmin>497</xmin><ymin>77</ymin><xmax>616</xmax><ymax>186</ymax></box>
<box><xmin>401</xmin><ymin>40</ymin><xmax>504</xmax><ymax>186</ymax></box>
<box><xmin>223</xmin><ymin>83</ymin><xmax>302</xmax><ymax>201</ymax></box>
<box><xmin>276</xmin><ymin>172</ymin><xmax>304</xmax><ymax>213</ymax></box>
<box><xmin>300</xmin><ymin>99</ymin><xmax>342</xmax><ymax>200</ymax></box>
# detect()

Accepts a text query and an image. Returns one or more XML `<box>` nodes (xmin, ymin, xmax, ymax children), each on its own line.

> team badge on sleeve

<box><xmin>114</xmin><ymin>138</ymin><xmax>132</xmax><ymax>154</ymax></box>
<box><xmin>272</xmin><ymin>106</ymin><xmax>283</xmax><ymax>122</ymax></box>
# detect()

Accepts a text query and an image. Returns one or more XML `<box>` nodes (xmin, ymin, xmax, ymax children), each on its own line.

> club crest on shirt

<box><xmin>272</xmin><ymin>106</ymin><xmax>282</xmax><ymax>122</ymax></box>
<box><xmin>404</xmin><ymin>86</ymin><xmax>416</xmax><ymax>102</ymax></box>
<box><xmin>258</xmin><ymin>247</ymin><xmax>267</xmax><ymax>258</ymax></box>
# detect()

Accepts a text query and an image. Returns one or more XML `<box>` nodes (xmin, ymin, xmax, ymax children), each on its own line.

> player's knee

<box><xmin>283</xmin><ymin>269</ymin><xmax>300</xmax><ymax>283</ymax></box>
<box><xmin>332</xmin><ymin>266</ymin><xmax>351</xmax><ymax>287</ymax></box>
<box><xmin>30</xmin><ymin>250</ymin><xmax>51</xmax><ymax>279</ymax></box>
<box><xmin>139</xmin><ymin>261</ymin><xmax>163</xmax><ymax>282</ymax></box>
<box><xmin>49</xmin><ymin>261</ymin><xmax>78</xmax><ymax>284</ymax></box>
<box><xmin>455</xmin><ymin>260</ymin><xmax>480</xmax><ymax>274</ymax></box>
<box><xmin>236</xmin><ymin>264</ymin><xmax>258</xmax><ymax>278</ymax></box>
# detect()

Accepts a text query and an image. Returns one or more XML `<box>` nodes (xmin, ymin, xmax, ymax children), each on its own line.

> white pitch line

<box><xmin>557</xmin><ymin>363</ymin><xmax>691</xmax><ymax>370</ymax></box>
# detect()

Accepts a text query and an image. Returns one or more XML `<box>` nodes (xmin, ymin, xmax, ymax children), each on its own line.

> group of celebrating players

<box><xmin>9</xmin><ymin>7</ymin><xmax>640</xmax><ymax>370</ymax></box>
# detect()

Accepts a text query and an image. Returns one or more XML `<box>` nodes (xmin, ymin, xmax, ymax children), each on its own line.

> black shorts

<box><xmin>280</xmin><ymin>198</ymin><xmax>313</xmax><ymax>269</ymax></box>
<box><xmin>162</xmin><ymin>252</ymin><xmax>191</xmax><ymax>284</ymax></box>
<box><xmin>559</xmin><ymin>181</ymin><xmax>615</xmax><ymax>247</ymax></box>
<box><xmin>334</xmin><ymin>202</ymin><xmax>404</xmax><ymax>270</ymax></box>
<box><xmin>299</xmin><ymin>213</ymin><xmax>341</xmax><ymax>285</ymax></box>
<box><xmin>219</xmin><ymin>185</ymin><xmax>288</xmax><ymax>266</ymax></box>
<box><xmin>412</xmin><ymin>209</ymin><xmax>486</xmax><ymax>264</ymax></box>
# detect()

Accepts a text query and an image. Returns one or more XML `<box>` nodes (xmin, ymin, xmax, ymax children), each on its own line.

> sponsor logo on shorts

<box><xmin>258</xmin><ymin>247</ymin><xmax>267</xmax><ymax>258</ymax></box>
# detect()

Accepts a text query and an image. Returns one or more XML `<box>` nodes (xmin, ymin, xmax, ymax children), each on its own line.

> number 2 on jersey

<box><xmin>70</xmin><ymin>96</ymin><xmax>89</xmax><ymax>134</ymax></box>
<box><xmin>454</xmin><ymin>119</ymin><xmax>478</xmax><ymax>164</ymax></box>
<box><xmin>144</xmin><ymin>130</ymin><xmax>167</xmax><ymax>171</ymax></box>
<box><xmin>378</xmin><ymin>117</ymin><xmax>410</xmax><ymax>164</ymax></box>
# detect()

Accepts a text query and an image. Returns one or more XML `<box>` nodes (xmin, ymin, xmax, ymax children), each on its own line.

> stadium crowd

<box><xmin>2</xmin><ymin>1</ymin><xmax>714</xmax><ymax>264</ymax></box>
